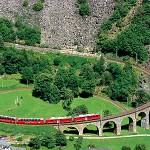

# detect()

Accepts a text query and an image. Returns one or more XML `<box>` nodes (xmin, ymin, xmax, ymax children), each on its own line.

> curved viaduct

<box><xmin>53</xmin><ymin>102</ymin><xmax>150</xmax><ymax>136</ymax></box>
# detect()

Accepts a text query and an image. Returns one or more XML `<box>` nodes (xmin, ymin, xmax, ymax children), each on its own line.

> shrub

<box><xmin>69</xmin><ymin>136</ymin><xmax>74</xmax><ymax>141</ymax></box>
<box><xmin>79</xmin><ymin>3</ymin><xmax>90</xmax><ymax>16</ymax></box>
<box><xmin>23</xmin><ymin>0</ymin><xmax>29</xmax><ymax>7</ymax></box>
<box><xmin>53</xmin><ymin>57</ymin><xmax>61</xmax><ymax>66</ymax></box>
<box><xmin>32</xmin><ymin>1</ymin><xmax>43</xmax><ymax>11</ymax></box>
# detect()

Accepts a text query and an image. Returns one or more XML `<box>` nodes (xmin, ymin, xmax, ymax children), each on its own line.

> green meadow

<box><xmin>0</xmin><ymin>90</ymin><xmax>122</xmax><ymax>118</ymax></box>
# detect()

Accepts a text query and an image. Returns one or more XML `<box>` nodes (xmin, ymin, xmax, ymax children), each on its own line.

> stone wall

<box><xmin>0</xmin><ymin>0</ymin><xmax>115</xmax><ymax>47</ymax></box>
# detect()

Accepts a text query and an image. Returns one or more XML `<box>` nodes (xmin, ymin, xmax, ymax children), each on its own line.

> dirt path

<box><xmin>71</xmin><ymin>134</ymin><xmax>150</xmax><ymax>140</ymax></box>
<box><xmin>94</xmin><ymin>95</ymin><xmax>129</xmax><ymax>112</ymax></box>
<box><xmin>0</xmin><ymin>87</ymin><xmax>33</xmax><ymax>94</ymax></box>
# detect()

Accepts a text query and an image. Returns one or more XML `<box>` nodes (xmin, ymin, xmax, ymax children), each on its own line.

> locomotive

<box><xmin>0</xmin><ymin>113</ymin><xmax>100</xmax><ymax>125</ymax></box>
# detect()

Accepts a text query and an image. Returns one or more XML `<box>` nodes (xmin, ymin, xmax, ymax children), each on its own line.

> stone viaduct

<box><xmin>53</xmin><ymin>102</ymin><xmax>150</xmax><ymax>136</ymax></box>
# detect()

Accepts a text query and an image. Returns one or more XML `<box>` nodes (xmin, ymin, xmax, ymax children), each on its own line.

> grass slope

<box><xmin>0</xmin><ymin>90</ymin><xmax>122</xmax><ymax>118</ymax></box>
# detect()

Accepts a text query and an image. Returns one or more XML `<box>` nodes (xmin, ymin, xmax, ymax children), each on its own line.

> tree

<box><xmin>100</xmin><ymin>71</ymin><xmax>113</xmax><ymax>85</ymax></box>
<box><xmin>103</xmin><ymin>109</ymin><xmax>112</xmax><ymax>117</ymax></box>
<box><xmin>121</xmin><ymin>146</ymin><xmax>131</xmax><ymax>150</ymax></box>
<box><xmin>134</xmin><ymin>143</ymin><xmax>147</xmax><ymax>150</ymax></box>
<box><xmin>74</xmin><ymin>136</ymin><xmax>83</xmax><ymax>150</ymax></box>
<box><xmin>0</xmin><ymin>64</ymin><xmax>5</xmax><ymax>75</ymax></box>
<box><xmin>135</xmin><ymin>90</ymin><xmax>150</xmax><ymax>105</ymax></box>
<box><xmin>55</xmin><ymin>131</ymin><xmax>67</xmax><ymax>146</ymax></box>
<box><xmin>93</xmin><ymin>56</ymin><xmax>105</xmax><ymax>76</ymax></box>
<box><xmin>53</xmin><ymin>57</ymin><xmax>61</xmax><ymax>66</ymax></box>
<box><xmin>41</xmin><ymin>134</ymin><xmax>55</xmax><ymax>149</ymax></box>
<box><xmin>28</xmin><ymin>137</ymin><xmax>41</xmax><ymax>149</ymax></box>
<box><xmin>54</xmin><ymin>75</ymin><xmax>65</xmax><ymax>90</ymax></box>
<box><xmin>80</xmin><ymin>63</ymin><xmax>95</xmax><ymax>80</ymax></box>
<box><xmin>62</xmin><ymin>88</ymin><xmax>74</xmax><ymax>110</ymax></box>
<box><xmin>67</xmin><ymin>75</ymin><xmax>79</xmax><ymax>97</ymax></box>
<box><xmin>71</xmin><ymin>105</ymin><xmax>88</xmax><ymax>116</ymax></box>
<box><xmin>21</xmin><ymin>67</ymin><xmax>34</xmax><ymax>85</ymax></box>
<box><xmin>81</xmin><ymin>80</ymin><xmax>96</xmax><ymax>97</ymax></box>
<box><xmin>0</xmin><ymin>35</ymin><xmax>4</xmax><ymax>48</ymax></box>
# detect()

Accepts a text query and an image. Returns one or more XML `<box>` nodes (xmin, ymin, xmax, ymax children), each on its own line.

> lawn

<box><xmin>0</xmin><ymin>74</ymin><xmax>27</xmax><ymax>90</ymax></box>
<box><xmin>37</xmin><ymin>136</ymin><xmax>150</xmax><ymax>150</ymax></box>
<box><xmin>0</xmin><ymin>90</ymin><xmax>122</xmax><ymax>118</ymax></box>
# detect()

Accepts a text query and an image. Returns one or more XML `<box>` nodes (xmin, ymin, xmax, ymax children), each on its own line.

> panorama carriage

<box><xmin>0</xmin><ymin>115</ymin><xmax>17</xmax><ymax>124</ymax></box>
<box><xmin>46</xmin><ymin>116</ymin><xmax>72</xmax><ymax>124</ymax></box>
<box><xmin>17</xmin><ymin>118</ymin><xmax>44</xmax><ymax>125</ymax></box>
<box><xmin>0</xmin><ymin>114</ymin><xmax>100</xmax><ymax>125</ymax></box>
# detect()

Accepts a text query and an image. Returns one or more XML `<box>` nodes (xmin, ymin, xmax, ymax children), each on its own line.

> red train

<box><xmin>0</xmin><ymin>113</ymin><xmax>100</xmax><ymax>125</ymax></box>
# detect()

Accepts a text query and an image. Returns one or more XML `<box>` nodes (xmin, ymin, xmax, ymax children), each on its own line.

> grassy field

<box><xmin>0</xmin><ymin>74</ymin><xmax>27</xmax><ymax>90</ymax></box>
<box><xmin>0</xmin><ymin>90</ymin><xmax>122</xmax><ymax>118</ymax></box>
<box><xmin>31</xmin><ymin>136</ymin><xmax>150</xmax><ymax>150</ymax></box>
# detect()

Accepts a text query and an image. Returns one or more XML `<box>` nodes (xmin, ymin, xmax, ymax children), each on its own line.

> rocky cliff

<box><xmin>0</xmin><ymin>0</ymin><xmax>115</xmax><ymax>48</ymax></box>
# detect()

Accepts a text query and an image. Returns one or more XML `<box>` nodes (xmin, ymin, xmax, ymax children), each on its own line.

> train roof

<box><xmin>48</xmin><ymin>116</ymin><xmax>72</xmax><ymax>119</ymax></box>
<box><xmin>0</xmin><ymin>115</ymin><xmax>16</xmax><ymax>119</ymax></box>
<box><xmin>18</xmin><ymin>118</ymin><xmax>44</xmax><ymax>120</ymax></box>
<box><xmin>75</xmin><ymin>114</ymin><xmax>100</xmax><ymax>117</ymax></box>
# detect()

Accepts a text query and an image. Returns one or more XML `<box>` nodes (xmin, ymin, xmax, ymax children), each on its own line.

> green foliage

<box><xmin>28</xmin><ymin>137</ymin><xmax>41</xmax><ymax>149</ymax></box>
<box><xmin>135</xmin><ymin>90</ymin><xmax>150</xmax><ymax>105</ymax></box>
<box><xmin>53</xmin><ymin>57</ymin><xmax>61</xmax><ymax>66</ymax></box>
<box><xmin>121</xmin><ymin>146</ymin><xmax>131</xmax><ymax>150</ymax></box>
<box><xmin>81</xmin><ymin>80</ymin><xmax>96</xmax><ymax>97</ymax></box>
<box><xmin>69</xmin><ymin>104</ymin><xmax>88</xmax><ymax>116</ymax></box>
<box><xmin>96</xmin><ymin>0</ymin><xmax>150</xmax><ymax>61</ymax></box>
<box><xmin>0</xmin><ymin>17</ymin><xmax>41</xmax><ymax>46</ymax></box>
<box><xmin>16</xmin><ymin>25</ymin><xmax>41</xmax><ymax>45</ymax></box>
<box><xmin>0</xmin><ymin>35</ymin><xmax>4</xmax><ymax>48</ymax></box>
<box><xmin>55</xmin><ymin>131</ymin><xmax>67</xmax><ymax>146</ymax></box>
<box><xmin>74</xmin><ymin>136</ymin><xmax>83</xmax><ymax>150</ymax></box>
<box><xmin>16</xmin><ymin>137</ymin><xmax>23</xmax><ymax>141</ymax></box>
<box><xmin>77</xmin><ymin>0</ymin><xmax>90</xmax><ymax>16</ymax></box>
<box><xmin>41</xmin><ymin>134</ymin><xmax>55</xmax><ymax>149</ymax></box>
<box><xmin>0</xmin><ymin>64</ymin><xmax>5</xmax><ymax>75</ymax></box>
<box><xmin>32</xmin><ymin>0</ymin><xmax>44</xmax><ymax>11</ymax></box>
<box><xmin>103</xmin><ymin>109</ymin><xmax>112</xmax><ymax>117</ymax></box>
<box><xmin>69</xmin><ymin>136</ymin><xmax>74</xmax><ymax>141</ymax></box>
<box><xmin>23</xmin><ymin>0</ymin><xmax>29</xmax><ymax>7</ymax></box>
<box><xmin>87</xmin><ymin>143</ymin><xmax>96</xmax><ymax>148</ymax></box>
<box><xmin>79</xmin><ymin>3</ymin><xmax>90</xmax><ymax>16</ymax></box>
<box><xmin>134</xmin><ymin>143</ymin><xmax>147</xmax><ymax>150</ymax></box>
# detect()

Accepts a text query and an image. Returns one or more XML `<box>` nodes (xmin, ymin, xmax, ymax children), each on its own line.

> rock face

<box><xmin>0</xmin><ymin>0</ymin><xmax>115</xmax><ymax>47</ymax></box>
<box><xmin>40</xmin><ymin>0</ymin><xmax>115</xmax><ymax>47</ymax></box>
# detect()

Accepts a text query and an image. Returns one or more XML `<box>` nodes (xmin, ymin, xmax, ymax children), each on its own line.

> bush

<box><xmin>79</xmin><ymin>3</ymin><xmax>90</xmax><ymax>16</ymax></box>
<box><xmin>23</xmin><ymin>0</ymin><xmax>28</xmax><ymax>7</ymax></box>
<box><xmin>53</xmin><ymin>57</ymin><xmax>61</xmax><ymax>66</ymax></box>
<box><xmin>69</xmin><ymin>136</ymin><xmax>74</xmax><ymax>141</ymax></box>
<box><xmin>32</xmin><ymin>1</ymin><xmax>43</xmax><ymax>11</ymax></box>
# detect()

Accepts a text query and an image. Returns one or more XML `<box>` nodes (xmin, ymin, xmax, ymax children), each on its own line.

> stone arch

<box><xmin>137</xmin><ymin>111</ymin><xmax>147</xmax><ymax>128</ymax></box>
<box><xmin>83</xmin><ymin>123</ymin><xmax>99</xmax><ymax>136</ymax></box>
<box><xmin>121</xmin><ymin>116</ymin><xmax>134</xmax><ymax>133</ymax></box>
<box><xmin>63</xmin><ymin>126</ymin><xmax>79</xmax><ymax>135</ymax></box>
<box><xmin>102</xmin><ymin>121</ymin><xmax>118</xmax><ymax>135</ymax></box>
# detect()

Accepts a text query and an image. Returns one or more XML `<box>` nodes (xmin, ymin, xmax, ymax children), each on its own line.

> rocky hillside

<box><xmin>0</xmin><ymin>0</ymin><xmax>115</xmax><ymax>48</ymax></box>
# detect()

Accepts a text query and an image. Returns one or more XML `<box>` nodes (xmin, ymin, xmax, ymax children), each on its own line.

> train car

<box><xmin>74</xmin><ymin>114</ymin><xmax>100</xmax><ymax>122</ymax></box>
<box><xmin>46</xmin><ymin>116</ymin><xmax>72</xmax><ymax>124</ymax></box>
<box><xmin>17</xmin><ymin>118</ymin><xmax>44</xmax><ymax>125</ymax></box>
<box><xmin>0</xmin><ymin>115</ymin><xmax>17</xmax><ymax>124</ymax></box>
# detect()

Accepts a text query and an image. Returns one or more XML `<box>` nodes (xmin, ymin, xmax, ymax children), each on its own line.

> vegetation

<box><xmin>32</xmin><ymin>0</ymin><xmax>44</xmax><ymax>11</ymax></box>
<box><xmin>77</xmin><ymin>0</ymin><xmax>90</xmax><ymax>16</ymax></box>
<box><xmin>22</xmin><ymin>0</ymin><xmax>29</xmax><ymax>7</ymax></box>
<box><xmin>96</xmin><ymin>0</ymin><xmax>150</xmax><ymax>62</ymax></box>
<box><xmin>0</xmin><ymin>18</ymin><xmax>41</xmax><ymax>46</ymax></box>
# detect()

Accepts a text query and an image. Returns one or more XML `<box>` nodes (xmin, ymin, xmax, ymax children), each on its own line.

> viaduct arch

<box><xmin>53</xmin><ymin>102</ymin><xmax>150</xmax><ymax>136</ymax></box>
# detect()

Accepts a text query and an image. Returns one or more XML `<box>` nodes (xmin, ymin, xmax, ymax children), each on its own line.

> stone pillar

<box><xmin>132</xmin><ymin>119</ymin><xmax>137</xmax><ymax>133</ymax></box>
<box><xmin>98</xmin><ymin>127</ymin><xmax>103</xmax><ymax>136</ymax></box>
<box><xmin>116</xmin><ymin>122</ymin><xmax>121</xmax><ymax>135</ymax></box>
<box><xmin>129</xmin><ymin>117</ymin><xmax>134</xmax><ymax>132</ymax></box>
<box><xmin>79</xmin><ymin>129</ymin><xmax>83</xmax><ymax>136</ymax></box>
